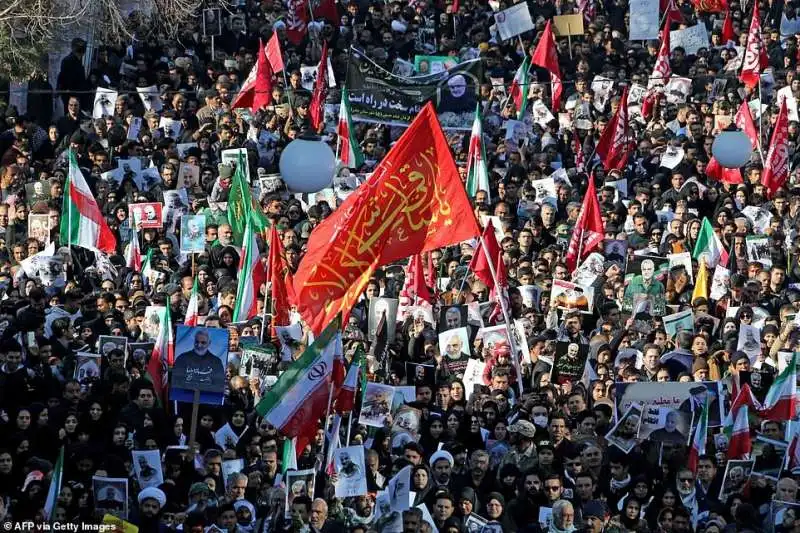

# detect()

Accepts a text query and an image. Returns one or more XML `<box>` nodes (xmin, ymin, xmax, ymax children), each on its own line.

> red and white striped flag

<box><xmin>125</xmin><ymin>223</ymin><xmax>142</xmax><ymax>271</ymax></box>
<box><xmin>642</xmin><ymin>27</ymin><xmax>671</xmax><ymax>120</ymax></box>
<box><xmin>184</xmin><ymin>277</ymin><xmax>200</xmax><ymax>327</ymax></box>
<box><xmin>398</xmin><ymin>254</ymin><xmax>432</xmax><ymax>320</ymax></box>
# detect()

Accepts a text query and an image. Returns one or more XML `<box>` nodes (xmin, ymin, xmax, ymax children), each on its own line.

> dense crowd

<box><xmin>1</xmin><ymin>0</ymin><xmax>800</xmax><ymax>531</ymax></box>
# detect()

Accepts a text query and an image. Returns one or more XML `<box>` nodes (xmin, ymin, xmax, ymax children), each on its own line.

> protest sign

<box><xmin>494</xmin><ymin>2</ymin><xmax>535</xmax><ymax>41</ymax></box>
<box><xmin>629</xmin><ymin>0</ymin><xmax>659</xmax><ymax>40</ymax></box>
<box><xmin>670</xmin><ymin>24</ymin><xmax>710</xmax><ymax>55</ymax></box>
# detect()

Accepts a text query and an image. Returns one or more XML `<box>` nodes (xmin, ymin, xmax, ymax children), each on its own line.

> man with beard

<box><xmin>172</xmin><ymin>329</ymin><xmax>225</xmax><ymax>392</ymax></box>
<box><xmin>430</xmin><ymin>450</ymin><xmax>454</xmax><ymax>490</ymax></box>
<box><xmin>137</xmin><ymin>487</ymin><xmax>167</xmax><ymax>533</ymax></box>
<box><xmin>499</xmin><ymin>420</ymin><xmax>537</xmax><ymax>474</ymax></box>
<box><xmin>508</xmin><ymin>470</ymin><xmax>543</xmax><ymax>529</ymax></box>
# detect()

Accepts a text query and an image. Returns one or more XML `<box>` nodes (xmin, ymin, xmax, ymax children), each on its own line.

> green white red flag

<box><xmin>232</xmin><ymin>216</ymin><xmax>263</xmax><ymax>322</ymax></box>
<box><xmin>148</xmin><ymin>305</ymin><xmax>173</xmax><ymax>405</ymax></box>
<box><xmin>692</xmin><ymin>217</ymin><xmax>729</xmax><ymax>268</ymax></box>
<box><xmin>43</xmin><ymin>446</ymin><xmax>64</xmax><ymax>522</ymax></box>
<box><xmin>761</xmin><ymin>351</ymin><xmax>797</xmax><ymax>421</ymax></box>
<box><xmin>337</xmin><ymin>87</ymin><xmax>364</xmax><ymax>168</ymax></box>
<box><xmin>184</xmin><ymin>277</ymin><xmax>200</xmax><ymax>326</ymax></box>
<box><xmin>688</xmin><ymin>394</ymin><xmax>709</xmax><ymax>473</ymax></box>
<box><xmin>509</xmin><ymin>56</ymin><xmax>530</xmax><ymax>119</ymax></box>
<box><xmin>60</xmin><ymin>150</ymin><xmax>117</xmax><ymax>254</ymax></box>
<box><xmin>466</xmin><ymin>103</ymin><xmax>490</xmax><ymax>201</ymax></box>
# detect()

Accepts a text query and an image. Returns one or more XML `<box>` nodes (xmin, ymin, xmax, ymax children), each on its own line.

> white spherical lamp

<box><xmin>279</xmin><ymin>134</ymin><xmax>336</xmax><ymax>193</ymax></box>
<box><xmin>711</xmin><ymin>130</ymin><xmax>753</xmax><ymax>169</ymax></box>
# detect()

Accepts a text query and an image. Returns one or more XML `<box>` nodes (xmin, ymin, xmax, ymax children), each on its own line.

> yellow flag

<box><xmin>692</xmin><ymin>258</ymin><xmax>708</xmax><ymax>303</ymax></box>
<box><xmin>103</xmin><ymin>514</ymin><xmax>139</xmax><ymax>533</ymax></box>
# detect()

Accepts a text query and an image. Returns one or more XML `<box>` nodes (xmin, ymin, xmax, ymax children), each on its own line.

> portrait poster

<box><xmin>752</xmin><ymin>436</ymin><xmax>787</xmax><ymax>481</ymax></box>
<box><xmin>163</xmin><ymin>190</ymin><xmax>189</xmax><ymax>233</ymax></box>
<box><xmin>93</xmin><ymin>476</ymin><xmax>129</xmax><ymax>519</ymax></box>
<box><xmin>369</xmin><ymin>298</ymin><xmax>399</xmax><ymax>342</ymax></box>
<box><xmin>276</xmin><ymin>322</ymin><xmax>304</xmax><ymax>362</ymax></box>
<box><xmin>719</xmin><ymin>459</ymin><xmax>753</xmax><ymax>502</ymax></box>
<box><xmin>622</xmin><ymin>255</ymin><xmax>667</xmax><ymax>316</ymax></box>
<box><xmin>605</xmin><ymin>402</ymin><xmax>643</xmax><ymax>454</ymax></box>
<box><xmin>478</xmin><ymin>325</ymin><xmax>511</xmax><ymax>353</ymax></box>
<box><xmin>667</xmin><ymin>251</ymin><xmax>694</xmax><ymax>285</ymax></box>
<box><xmin>333</xmin><ymin>446</ymin><xmax>368</xmax><ymax>498</ymax></box>
<box><xmin>221</xmin><ymin>148</ymin><xmax>250</xmax><ymax>183</ymax></box>
<box><xmin>462</xmin><ymin>358</ymin><xmax>486</xmax><ymax>401</ymax></box>
<box><xmin>438</xmin><ymin>326</ymin><xmax>470</xmax><ymax>359</ymax></box>
<box><xmin>769</xmin><ymin>500</ymin><xmax>800</xmax><ymax>532</ymax></box>
<box><xmin>132</xmin><ymin>449</ymin><xmax>163</xmax><ymax>489</ymax></box>
<box><xmin>359</xmin><ymin>382</ymin><xmax>395</xmax><ymax>428</ymax></box>
<box><xmin>392</xmin><ymin>386</ymin><xmax>415</xmax><ymax>412</ymax></box>
<box><xmin>737</xmin><ymin>371</ymin><xmax>774</xmax><ymax>403</ymax></box>
<box><xmin>405</xmin><ymin>362</ymin><xmax>435</xmax><ymax>386</ymax></box>
<box><xmin>629</xmin><ymin>0</ymin><xmax>659</xmax><ymax>40</ymax></box>
<box><xmin>74</xmin><ymin>352</ymin><xmax>101</xmax><ymax>389</ymax></box>
<box><xmin>517</xmin><ymin>285</ymin><xmax>542</xmax><ymax>312</ymax></box>
<box><xmin>180</xmin><ymin>215</ymin><xmax>207</xmax><ymax>253</ymax></box>
<box><xmin>177</xmin><ymin>162</ymin><xmax>200</xmax><ymax>191</ymax></box>
<box><xmin>662</xmin><ymin>309</ymin><xmax>695</xmax><ymax>339</ymax></box>
<box><xmin>552</xmin><ymin>342</ymin><xmax>589</xmax><ymax>385</ymax></box>
<box><xmin>128</xmin><ymin>342</ymin><xmax>154</xmax><ymax>366</ymax></box>
<box><xmin>202</xmin><ymin>8</ymin><xmax>223</xmax><ymax>36</ymax></box>
<box><xmin>142</xmin><ymin>306</ymin><xmax>166</xmax><ymax>341</ymax></box>
<box><xmin>439</xmin><ymin>304</ymin><xmax>468</xmax><ymax>332</ymax></box>
<box><xmin>645</xmin><ymin>407</ymin><xmax>689</xmax><ymax>444</ymax></box>
<box><xmin>738</xmin><ymin>324</ymin><xmax>763</xmax><ymax>363</ymax></box>
<box><xmin>386</xmin><ymin>465</ymin><xmax>412</xmax><ymax>512</ymax></box>
<box><xmin>222</xmin><ymin>459</ymin><xmax>244</xmax><ymax>489</ymax></box>
<box><xmin>615</xmin><ymin>382</ymin><xmax>724</xmax><ymax>441</ymax></box>
<box><xmin>465</xmin><ymin>514</ymin><xmax>489</xmax><ymax>533</ymax></box>
<box><xmin>604</xmin><ymin>239</ymin><xmax>628</xmax><ymax>265</ymax></box>
<box><xmin>28</xmin><ymin>214</ymin><xmax>51</xmax><ymax>246</ymax></box>
<box><xmin>93</xmin><ymin>88</ymin><xmax>118</xmax><ymax>118</ymax></box>
<box><xmin>391</xmin><ymin>405</ymin><xmax>422</xmax><ymax>440</ymax></box>
<box><xmin>170</xmin><ymin>325</ymin><xmax>229</xmax><ymax>405</ymax></box>
<box><xmin>746</xmin><ymin>236</ymin><xmax>772</xmax><ymax>268</ymax></box>
<box><xmin>19</xmin><ymin>244</ymin><xmax>64</xmax><ymax>289</ymax></box>
<box><xmin>284</xmin><ymin>469</ymin><xmax>316</xmax><ymax>518</ymax></box>
<box><xmin>25</xmin><ymin>182</ymin><xmax>51</xmax><ymax>208</ymax></box>
<box><xmin>572</xmin><ymin>252</ymin><xmax>605</xmax><ymax>288</ymax></box>
<box><xmin>98</xmin><ymin>335</ymin><xmax>128</xmax><ymax>359</ymax></box>
<box><xmin>551</xmin><ymin>279</ymin><xmax>594</xmax><ymax>313</ymax></box>
<box><xmin>710</xmin><ymin>266</ymin><xmax>731</xmax><ymax>301</ymax></box>
<box><xmin>239</xmin><ymin>344</ymin><xmax>278</xmax><ymax>380</ymax></box>
<box><xmin>214</xmin><ymin>422</ymin><xmax>241</xmax><ymax>451</ymax></box>
<box><xmin>129</xmin><ymin>202</ymin><xmax>163</xmax><ymax>229</ymax></box>
<box><xmin>137</xmin><ymin>85</ymin><xmax>162</xmax><ymax>112</ymax></box>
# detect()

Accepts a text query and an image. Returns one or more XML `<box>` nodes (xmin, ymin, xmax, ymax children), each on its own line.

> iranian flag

<box><xmin>692</xmin><ymin>217</ymin><xmax>729</xmax><ymax>268</ymax></box>
<box><xmin>509</xmin><ymin>56</ymin><xmax>530</xmax><ymax>119</ymax></box>
<box><xmin>726</xmin><ymin>405</ymin><xmax>752</xmax><ymax>459</ymax></box>
<box><xmin>141</xmin><ymin>248</ymin><xmax>155</xmax><ymax>288</ymax></box>
<box><xmin>688</xmin><ymin>394</ymin><xmax>709</xmax><ymax>473</ymax></box>
<box><xmin>256</xmin><ymin>317</ymin><xmax>342</xmax><ymax>438</ymax></box>
<box><xmin>337</xmin><ymin>87</ymin><xmax>364</xmax><ymax>169</ymax></box>
<box><xmin>232</xmin><ymin>217</ymin><xmax>261</xmax><ymax>322</ymax></box>
<box><xmin>148</xmin><ymin>305</ymin><xmax>173</xmax><ymax>405</ymax></box>
<box><xmin>466</xmin><ymin>103</ymin><xmax>491</xmax><ymax>201</ymax></box>
<box><xmin>334</xmin><ymin>346</ymin><xmax>364</xmax><ymax>414</ymax></box>
<box><xmin>184</xmin><ymin>277</ymin><xmax>200</xmax><ymax>326</ymax></box>
<box><xmin>43</xmin><ymin>446</ymin><xmax>64</xmax><ymax>522</ymax></box>
<box><xmin>60</xmin><ymin>150</ymin><xmax>117</xmax><ymax>254</ymax></box>
<box><xmin>125</xmin><ymin>223</ymin><xmax>142</xmax><ymax>271</ymax></box>
<box><xmin>761</xmin><ymin>351</ymin><xmax>798</xmax><ymax>421</ymax></box>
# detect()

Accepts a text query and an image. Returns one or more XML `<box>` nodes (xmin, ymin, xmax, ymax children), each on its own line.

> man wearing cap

<box><xmin>583</xmin><ymin>500</ymin><xmax>609</xmax><ymax>533</ymax></box>
<box><xmin>137</xmin><ymin>486</ymin><xmax>167</xmax><ymax>531</ymax></box>
<box><xmin>499</xmin><ymin>419</ymin><xmax>537</xmax><ymax>474</ymax></box>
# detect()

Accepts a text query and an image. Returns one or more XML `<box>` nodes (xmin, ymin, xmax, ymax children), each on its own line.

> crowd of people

<box><xmin>0</xmin><ymin>0</ymin><xmax>799</xmax><ymax>531</ymax></box>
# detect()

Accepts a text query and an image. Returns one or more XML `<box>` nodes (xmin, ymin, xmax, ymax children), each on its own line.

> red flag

<box><xmin>762</xmin><ymin>99</ymin><xmax>790</xmax><ymax>198</ymax></box>
<box><xmin>740</xmin><ymin>1</ymin><xmax>769</xmax><ymax>88</ymax></box>
<box><xmin>290</xmin><ymin>102</ymin><xmax>481</xmax><ymax>334</ymax></box>
<box><xmin>468</xmin><ymin>220</ymin><xmax>501</xmax><ymax>291</ymax></box>
<box><xmin>691</xmin><ymin>0</ymin><xmax>726</xmax><ymax>13</ymax></box>
<box><xmin>706</xmin><ymin>156</ymin><xmax>744</xmax><ymax>184</ymax></box>
<box><xmin>231</xmin><ymin>40</ymin><xmax>273</xmax><ymax>113</ymax></box>
<box><xmin>285</xmin><ymin>0</ymin><xmax>309</xmax><ymax>45</ymax></box>
<box><xmin>265</xmin><ymin>33</ymin><xmax>285</xmax><ymax>73</ymax></box>
<box><xmin>595</xmin><ymin>87</ymin><xmax>630</xmax><ymax>170</ymax></box>
<box><xmin>425</xmin><ymin>252</ymin><xmax>435</xmax><ymax>290</ymax></box>
<box><xmin>722</xmin><ymin>9</ymin><xmax>735</xmax><ymax>44</ymax></box>
<box><xmin>309</xmin><ymin>41</ymin><xmax>330</xmax><ymax>131</ymax></box>
<box><xmin>268</xmin><ymin>225</ymin><xmax>291</xmax><ymax>328</ymax></box>
<box><xmin>565</xmin><ymin>176</ymin><xmax>605</xmax><ymax>271</ymax></box>
<box><xmin>735</xmin><ymin>100</ymin><xmax>759</xmax><ymax>151</ymax></box>
<box><xmin>313</xmin><ymin>0</ymin><xmax>338</xmax><ymax>24</ymax></box>
<box><xmin>530</xmin><ymin>20</ymin><xmax>562</xmax><ymax>113</ymax></box>
<box><xmin>641</xmin><ymin>27</ymin><xmax>671</xmax><ymax>120</ymax></box>
<box><xmin>573</xmin><ymin>129</ymin><xmax>585</xmax><ymax>172</ymax></box>
<box><xmin>398</xmin><ymin>254</ymin><xmax>433</xmax><ymax>320</ymax></box>
<box><xmin>662</xmin><ymin>0</ymin><xmax>685</xmax><ymax>26</ymax></box>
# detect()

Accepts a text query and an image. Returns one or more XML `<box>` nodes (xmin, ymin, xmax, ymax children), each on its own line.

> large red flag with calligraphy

<box><xmin>595</xmin><ymin>86</ymin><xmax>630</xmax><ymax>171</ymax></box>
<box><xmin>691</xmin><ymin>0</ymin><xmax>726</xmax><ymax>13</ymax></box>
<box><xmin>740</xmin><ymin>1</ymin><xmax>768</xmax><ymax>88</ymax></box>
<box><xmin>291</xmin><ymin>102</ymin><xmax>481</xmax><ymax>334</ymax></box>
<box><xmin>530</xmin><ymin>20</ymin><xmax>562</xmax><ymax>113</ymax></box>
<box><xmin>763</xmin><ymin>99</ymin><xmax>789</xmax><ymax>198</ymax></box>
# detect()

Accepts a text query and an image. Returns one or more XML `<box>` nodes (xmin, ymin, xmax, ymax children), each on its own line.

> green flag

<box><xmin>227</xmin><ymin>152</ymin><xmax>270</xmax><ymax>245</ymax></box>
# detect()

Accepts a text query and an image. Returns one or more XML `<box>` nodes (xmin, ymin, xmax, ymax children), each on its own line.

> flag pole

<box><xmin>346</xmin><ymin>411</ymin><xmax>353</xmax><ymax>445</ymax></box>
<box><xmin>479</xmin><ymin>235</ymin><xmax>525</xmax><ymax>393</ymax></box>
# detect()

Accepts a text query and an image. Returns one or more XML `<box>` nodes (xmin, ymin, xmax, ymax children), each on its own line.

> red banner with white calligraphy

<box><xmin>291</xmin><ymin>102</ymin><xmax>481</xmax><ymax>334</ymax></box>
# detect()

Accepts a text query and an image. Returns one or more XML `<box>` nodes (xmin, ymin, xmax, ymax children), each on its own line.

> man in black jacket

<box><xmin>56</xmin><ymin>38</ymin><xmax>89</xmax><ymax>110</ymax></box>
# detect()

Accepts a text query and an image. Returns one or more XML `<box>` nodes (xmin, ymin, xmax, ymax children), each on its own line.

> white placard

<box><xmin>670</xmin><ymin>24</ymin><xmax>710</xmax><ymax>56</ymax></box>
<box><xmin>494</xmin><ymin>2</ymin><xmax>535</xmax><ymax>41</ymax></box>
<box><xmin>665</xmin><ymin>77</ymin><xmax>693</xmax><ymax>104</ymax></box>
<box><xmin>777</xmin><ymin>86</ymin><xmax>800</xmax><ymax>122</ymax></box>
<box><xmin>93</xmin><ymin>88</ymin><xmax>118</xmax><ymax>118</ymax></box>
<box><xmin>629</xmin><ymin>0</ymin><xmax>659</xmax><ymax>40</ymax></box>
